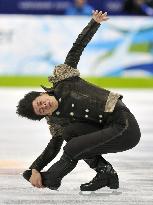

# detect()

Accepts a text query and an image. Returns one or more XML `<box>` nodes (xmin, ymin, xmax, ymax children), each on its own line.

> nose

<box><xmin>42</xmin><ymin>102</ymin><xmax>47</xmax><ymax>109</ymax></box>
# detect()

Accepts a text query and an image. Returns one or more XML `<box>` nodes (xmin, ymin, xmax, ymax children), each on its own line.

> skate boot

<box><xmin>80</xmin><ymin>156</ymin><xmax>119</xmax><ymax>191</ymax></box>
<box><xmin>23</xmin><ymin>152</ymin><xmax>78</xmax><ymax>190</ymax></box>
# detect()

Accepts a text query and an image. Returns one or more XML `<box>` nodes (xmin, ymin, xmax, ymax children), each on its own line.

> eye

<box><xmin>39</xmin><ymin>108</ymin><xmax>44</xmax><ymax>114</ymax></box>
<box><xmin>37</xmin><ymin>101</ymin><xmax>42</xmax><ymax>106</ymax></box>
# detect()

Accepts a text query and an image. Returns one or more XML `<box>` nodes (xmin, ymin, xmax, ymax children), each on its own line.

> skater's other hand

<box><xmin>29</xmin><ymin>171</ymin><xmax>45</xmax><ymax>188</ymax></box>
<box><xmin>92</xmin><ymin>10</ymin><xmax>109</xmax><ymax>24</ymax></box>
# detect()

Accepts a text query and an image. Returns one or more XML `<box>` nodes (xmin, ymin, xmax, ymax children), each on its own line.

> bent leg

<box><xmin>62</xmin><ymin>111</ymin><xmax>141</xmax><ymax>191</ymax></box>
<box><xmin>61</xmin><ymin>121</ymin><xmax>120</xmax><ymax>191</ymax></box>
<box><xmin>63</xmin><ymin>111</ymin><xmax>141</xmax><ymax>160</ymax></box>
<box><xmin>62</xmin><ymin>121</ymin><xmax>109</xmax><ymax>167</ymax></box>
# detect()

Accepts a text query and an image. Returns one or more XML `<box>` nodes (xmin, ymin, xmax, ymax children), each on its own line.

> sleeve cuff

<box><xmin>91</xmin><ymin>18</ymin><xmax>101</xmax><ymax>26</ymax></box>
<box><xmin>29</xmin><ymin>164</ymin><xmax>42</xmax><ymax>172</ymax></box>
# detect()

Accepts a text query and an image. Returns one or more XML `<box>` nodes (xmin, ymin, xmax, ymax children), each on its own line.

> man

<box><xmin>17</xmin><ymin>10</ymin><xmax>141</xmax><ymax>192</ymax></box>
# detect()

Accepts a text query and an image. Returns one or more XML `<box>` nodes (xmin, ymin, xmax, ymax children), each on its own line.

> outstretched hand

<box><xmin>92</xmin><ymin>10</ymin><xmax>109</xmax><ymax>24</ymax></box>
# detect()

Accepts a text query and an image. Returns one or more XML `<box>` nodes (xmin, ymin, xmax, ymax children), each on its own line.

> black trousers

<box><xmin>62</xmin><ymin>107</ymin><xmax>141</xmax><ymax>161</ymax></box>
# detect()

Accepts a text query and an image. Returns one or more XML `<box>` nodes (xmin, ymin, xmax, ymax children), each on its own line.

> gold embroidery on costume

<box><xmin>48</xmin><ymin>123</ymin><xmax>64</xmax><ymax>137</ymax></box>
<box><xmin>48</xmin><ymin>64</ymin><xmax>80</xmax><ymax>83</ymax></box>
<box><xmin>105</xmin><ymin>92</ymin><xmax>121</xmax><ymax>112</ymax></box>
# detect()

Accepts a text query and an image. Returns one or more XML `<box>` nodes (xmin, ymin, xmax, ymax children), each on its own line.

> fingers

<box><xmin>34</xmin><ymin>180</ymin><xmax>44</xmax><ymax>188</ymax></box>
<box><xmin>32</xmin><ymin>183</ymin><xmax>44</xmax><ymax>188</ymax></box>
<box><xmin>92</xmin><ymin>10</ymin><xmax>99</xmax><ymax>16</ymax></box>
<box><xmin>95</xmin><ymin>10</ymin><xmax>108</xmax><ymax>18</ymax></box>
<box><xmin>103</xmin><ymin>12</ymin><xmax>109</xmax><ymax>20</ymax></box>
<box><xmin>37</xmin><ymin>179</ymin><xmax>44</xmax><ymax>188</ymax></box>
<box><xmin>29</xmin><ymin>178</ymin><xmax>44</xmax><ymax>188</ymax></box>
<box><xmin>92</xmin><ymin>10</ymin><xmax>109</xmax><ymax>23</ymax></box>
<box><xmin>97</xmin><ymin>10</ymin><xmax>103</xmax><ymax>18</ymax></box>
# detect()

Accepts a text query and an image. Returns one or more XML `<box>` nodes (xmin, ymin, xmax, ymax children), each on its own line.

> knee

<box><xmin>132</xmin><ymin>132</ymin><xmax>141</xmax><ymax>149</ymax></box>
<box><xmin>63</xmin><ymin>138</ymin><xmax>75</xmax><ymax>154</ymax></box>
<box><xmin>132</xmin><ymin>125</ymin><xmax>141</xmax><ymax>148</ymax></box>
<box><xmin>126</xmin><ymin>131</ymin><xmax>141</xmax><ymax>151</ymax></box>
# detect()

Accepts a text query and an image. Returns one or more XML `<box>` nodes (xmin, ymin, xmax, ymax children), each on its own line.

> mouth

<box><xmin>49</xmin><ymin>101</ymin><xmax>52</xmax><ymax>108</ymax></box>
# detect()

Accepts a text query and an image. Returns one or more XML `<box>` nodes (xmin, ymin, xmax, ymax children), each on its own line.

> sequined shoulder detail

<box><xmin>45</xmin><ymin>116</ymin><xmax>69</xmax><ymax>137</ymax></box>
<box><xmin>105</xmin><ymin>92</ymin><xmax>122</xmax><ymax>112</ymax></box>
<box><xmin>48</xmin><ymin>64</ymin><xmax>80</xmax><ymax>83</ymax></box>
<box><xmin>48</xmin><ymin>123</ymin><xmax>64</xmax><ymax>137</ymax></box>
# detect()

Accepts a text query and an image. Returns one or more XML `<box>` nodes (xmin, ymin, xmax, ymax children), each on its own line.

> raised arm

<box><xmin>48</xmin><ymin>11</ymin><xmax>108</xmax><ymax>84</ymax></box>
<box><xmin>64</xmin><ymin>10</ymin><xmax>109</xmax><ymax>69</ymax></box>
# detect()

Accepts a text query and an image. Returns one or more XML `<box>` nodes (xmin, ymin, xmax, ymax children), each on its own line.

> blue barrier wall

<box><xmin>0</xmin><ymin>0</ymin><xmax>125</xmax><ymax>15</ymax></box>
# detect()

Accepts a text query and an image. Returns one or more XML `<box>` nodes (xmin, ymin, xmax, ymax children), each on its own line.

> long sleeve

<box><xmin>48</xmin><ymin>19</ymin><xmax>100</xmax><ymax>84</ymax></box>
<box><xmin>29</xmin><ymin>118</ymin><xmax>67</xmax><ymax>171</ymax></box>
<box><xmin>64</xmin><ymin>18</ymin><xmax>100</xmax><ymax>68</ymax></box>
<box><xmin>29</xmin><ymin>135</ymin><xmax>63</xmax><ymax>171</ymax></box>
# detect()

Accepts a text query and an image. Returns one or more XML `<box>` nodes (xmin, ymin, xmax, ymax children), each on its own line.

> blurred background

<box><xmin>0</xmin><ymin>0</ymin><xmax>153</xmax><ymax>87</ymax></box>
<box><xmin>0</xmin><ymin>1</ymin><xmax>153</xmax><ymax>204</ymax></box>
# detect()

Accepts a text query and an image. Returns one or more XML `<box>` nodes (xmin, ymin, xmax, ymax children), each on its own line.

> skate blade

<box><xmin>48</xmin><ymin>186</ymin><xmax>59</xmax><ymax>191</ymax></box>
<box><xmin>79</xmin><ymin>191</ymin><xmax>95</xmax><ymax>195</ymax></box>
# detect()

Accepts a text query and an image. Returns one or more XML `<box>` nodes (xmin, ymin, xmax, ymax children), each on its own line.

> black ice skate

<box><xmin>80</xmin><ymin>156</ymin><xmax>119</xmax><ymax>191</ymax></box>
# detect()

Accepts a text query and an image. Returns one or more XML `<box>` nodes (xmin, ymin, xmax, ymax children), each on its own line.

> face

<box><xmin>32</xmin><ymin>93</ymin><xmax>58</xmax><ymax>116</ymax></box>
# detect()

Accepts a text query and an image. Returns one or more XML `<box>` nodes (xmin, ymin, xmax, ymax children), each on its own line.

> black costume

<box><xmin>23</xmin><ymin>18</ymin><xmax>141</xmax><ymax>191</ymax></box>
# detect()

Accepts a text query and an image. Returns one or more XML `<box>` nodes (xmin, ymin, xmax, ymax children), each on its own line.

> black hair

<box><xmin>16</xmin><ymin>91</ymin><xmax>45</xmax><ymax>121</ymax></box>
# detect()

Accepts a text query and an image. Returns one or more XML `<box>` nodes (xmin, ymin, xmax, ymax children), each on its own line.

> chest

<box><xmin>52</xmin><ymin>90</ymin><xmax>105</xmax><ymax>124</ymax></box>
